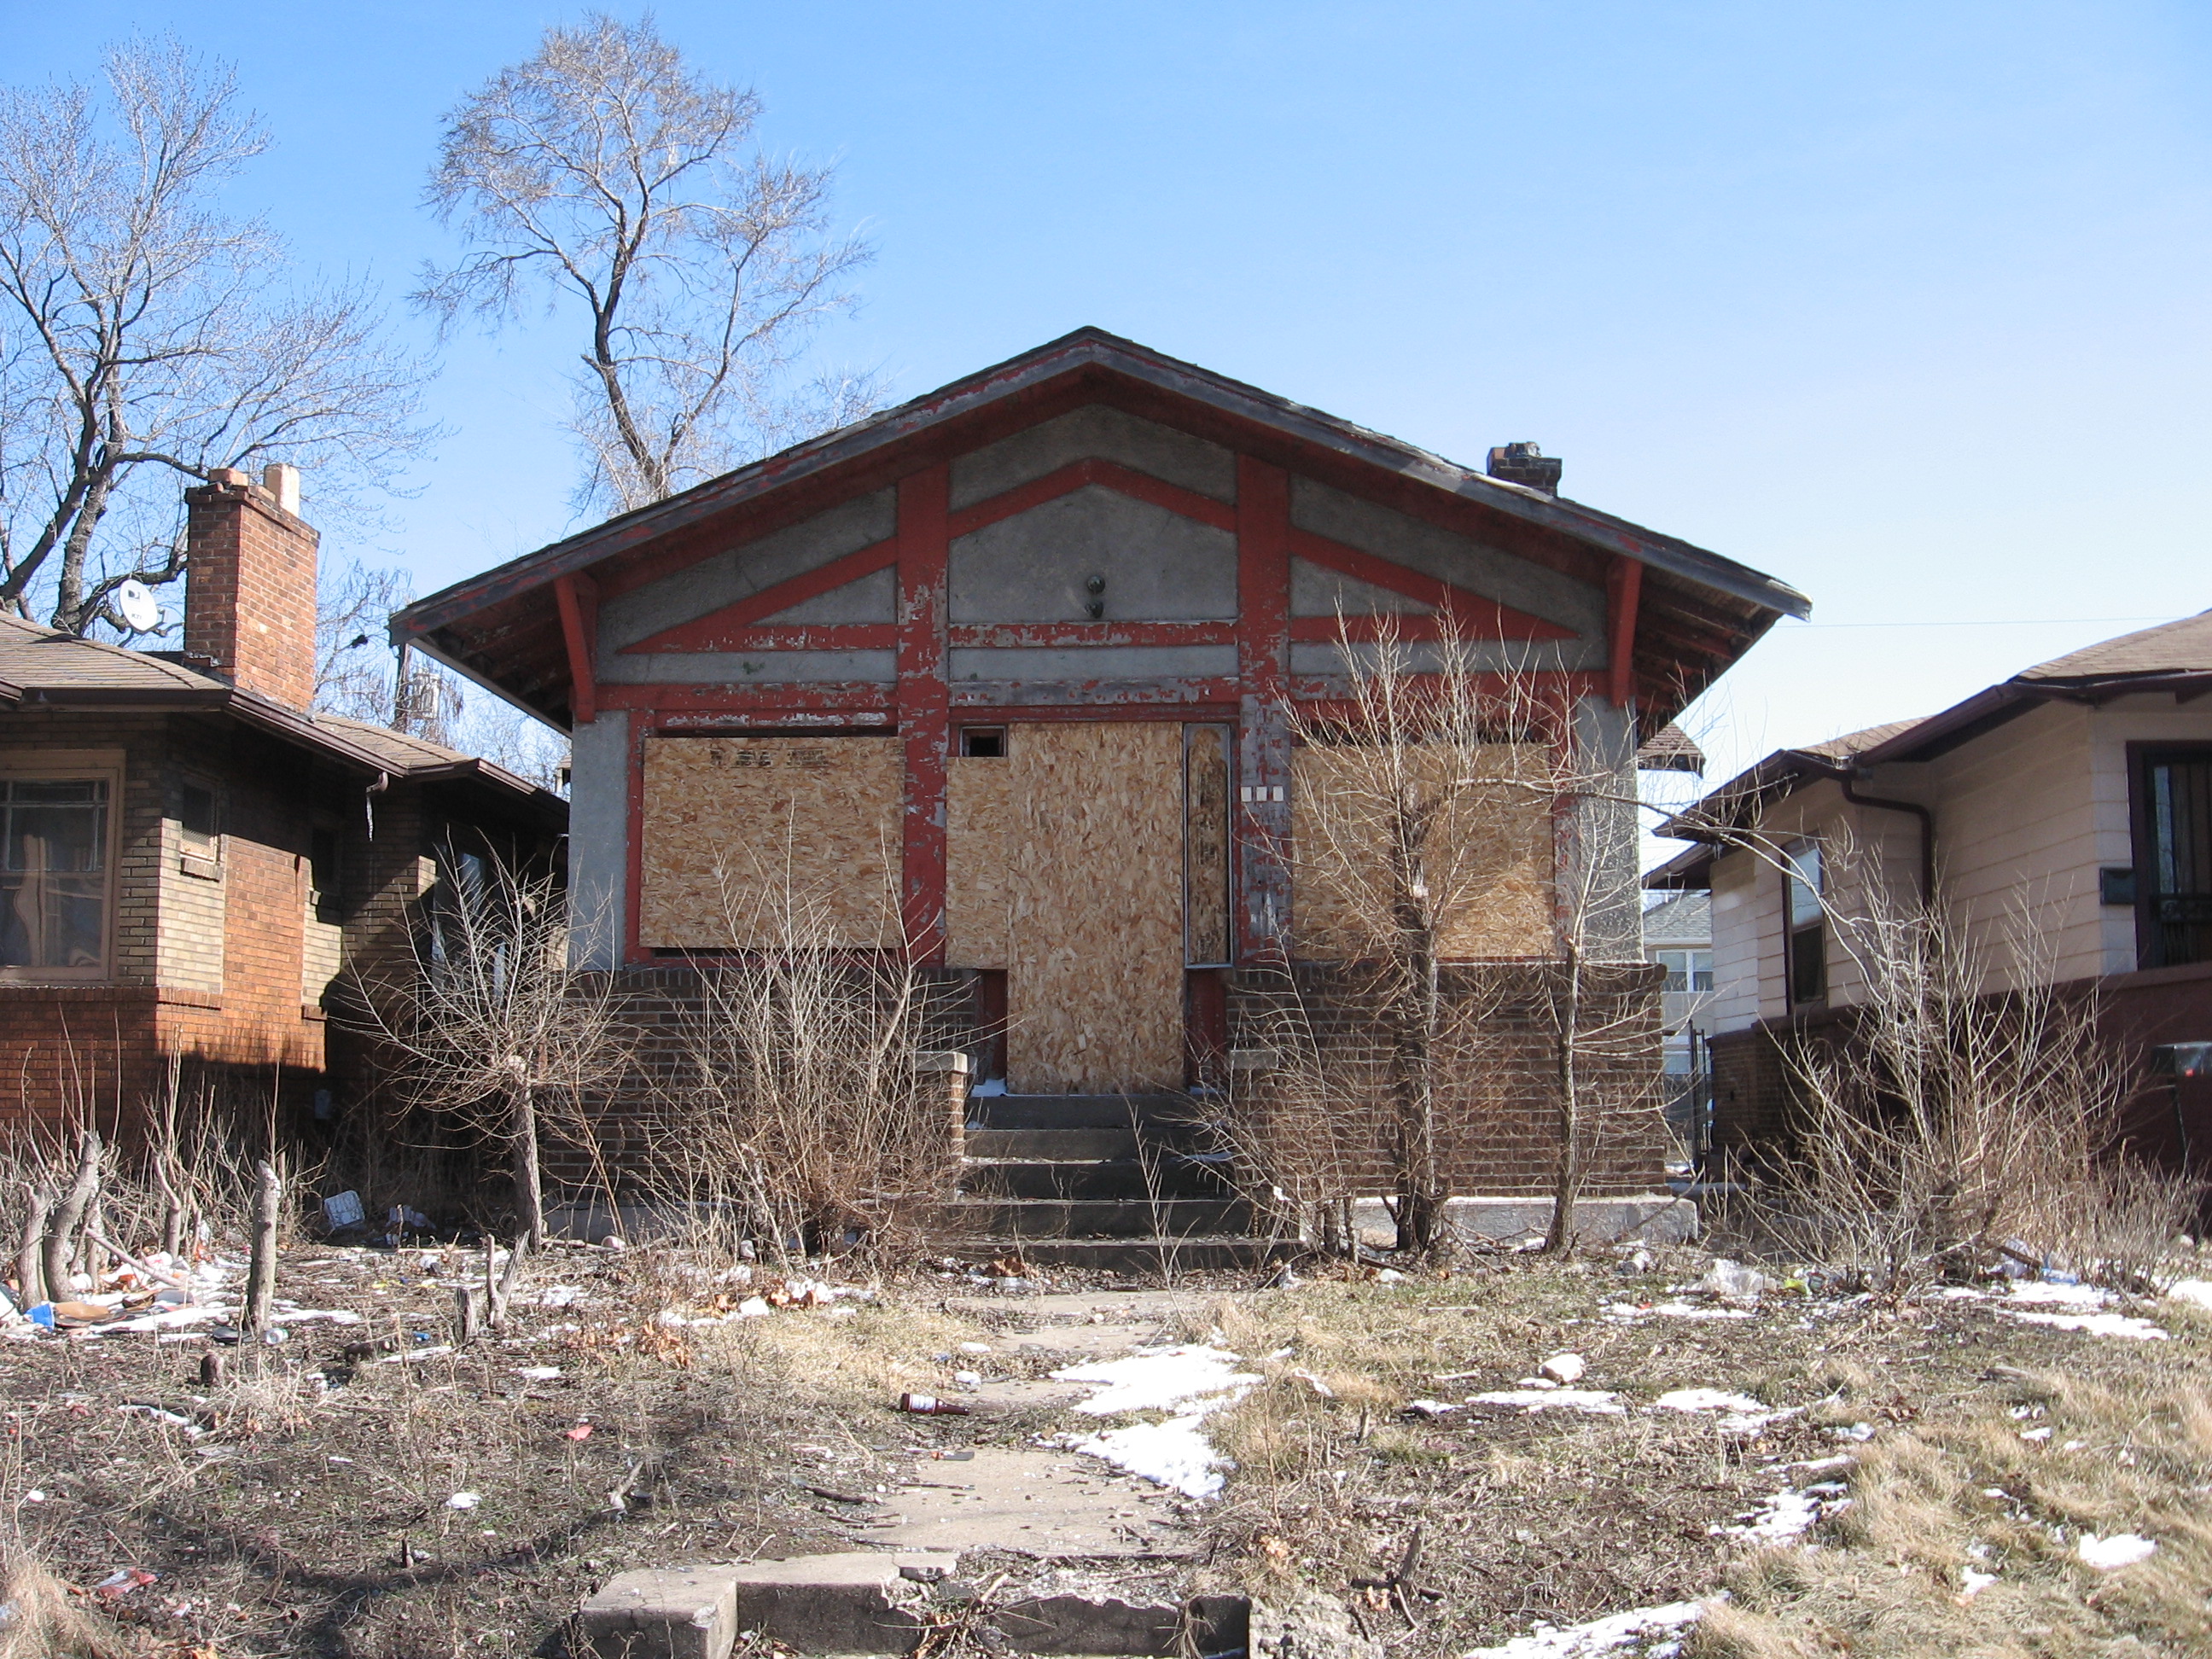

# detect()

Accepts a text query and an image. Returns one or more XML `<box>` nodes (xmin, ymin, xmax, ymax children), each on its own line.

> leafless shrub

<box><xmin>636</xmin><ymin>864</ymin><xmax>950</xmax><ymax>1269</ymax></box>
<box><xmin>349</xmin><ymin>855</ymin><xmax>630</xmax><ymax>1250</ymax></box>
<box><xmin>1749</xmin><ymin>839</ymin><xmax>2203</xmax><ymax>1296</ymax></box>
<box><xmin>0</xmin><ymin>1534</ymin><xmax>125</xmax><ymax>1658</ymax></box>
<box><xmin>1233</xmin><ymin>619</ymin><xmax>1658</xmax><ymax>1254</ymax></box>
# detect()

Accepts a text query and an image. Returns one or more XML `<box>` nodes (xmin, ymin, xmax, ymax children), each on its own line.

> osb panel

<box><xmin>1007</xmin><ymin>723</ymin><xmax>1185</xmax><ymax>1093</ymax></box>
<box><xmin>1290</xmin><ymin>742</ymin><xmax>1555</xmax><ymax>962</ymax></box>
<box><xmin>1185</xmin><ymin>726</ymin><xmax>1231</xmax><ymax>966</ymax></box>
<box><xmin>946</xmin><ymin>756</ymin><xmax>1012</xmax><ymax>969</ymax></box>
<box><xmin>640</xmin><ymin>736</ymin><xmax>900</xmax><ymax>949</ymax></box>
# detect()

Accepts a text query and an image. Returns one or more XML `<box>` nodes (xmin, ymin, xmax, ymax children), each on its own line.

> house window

<box><xmin>0</xmin><ymin>777</ymin><xmax>112</xmax><ymax>977</ymax></box>
<box><xmin>1784</xmin><ymin>841</ymin><xmax>1825</xmax><ymax>1005</ymax></box>
<box><xmin>1653</xmin><ymin>949</ymin><xmax>1714</xmax><ymax>992</ymax></box>
<box><xmin>179</xmin><ymin>780</ymin><xmax>218</xmax><ymax>848</ymax></box>
<box><xmin>959</xmin><ymin>727</ymin><xmax>1005</xmax><ymax>759</ymax></box>
<box><xmin>2136</xmin><ymin>748</ymin><xmax>2212</xmax><ymax>969</ymax></box>
<box><xmin>309</xmin><ymin>824</ymin><xmax>342</xmax><ymax>923</ymax></box>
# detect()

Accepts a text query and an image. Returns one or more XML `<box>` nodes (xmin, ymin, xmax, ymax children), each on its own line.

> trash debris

<box><xmin>899</xmin><ymin>1393</ymin><xmax>972</xmax><ymax>1416</ymax></box>
<box><xmin>1539</xmin><ymin>1352</ymin><xmax>1586</xmax><ymax>1384</ymax></box>
<box><xmin>1696</xmin><ymin>1259</ymin><xmax>1769</xmax><ymax>1306</ymax></box>
<box><xmin>1614</xmin><ymin>1246</ymin><xmax>1655</xmax><ymax>1275</ymax></box>
<box><xmin>322</xmin><ymin>1190</ymin><xmax>366</xmax><ymax>1230</ymax></box>
<box><xmin>93</xmin><ymin>1568</ymin><xmax>158</xmax><ymax>1599</ymax></box>
<box><xmin>565</xmin><ymin>1423</ymin><xmax>594</xmax><ymax>1441</ymax></box>
<box><xmin>446</xmin><ymin>1491</ymin><xmax>482</xmax><ymax>1510</ymax></box>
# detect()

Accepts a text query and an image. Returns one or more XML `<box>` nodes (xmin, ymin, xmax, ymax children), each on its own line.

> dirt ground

<box><xmin>3</xmin><ymin>1237</ymin><xmax>2208</xmax><ymax>1658</ymax></box>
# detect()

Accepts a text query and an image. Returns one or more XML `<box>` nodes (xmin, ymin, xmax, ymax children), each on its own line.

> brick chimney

<box><xmin>1486</xmin><ymin>442</ymin><xmax>1563</xmax><ymax>496</ymax></box>
<box><xmin>183</xmin><ymin>463</ymin><xmax>317</xmax><ymax>708</ymax></box>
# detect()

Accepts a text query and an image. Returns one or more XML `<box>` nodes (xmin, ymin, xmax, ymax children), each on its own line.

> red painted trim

<box><xmin>621</xmin><ymin>537</ymin><xmax>899</xmax><ymax>652</ymax></box>
<box><xmin>1289</xmin><ymin>528</ymin><xmax>1575</xmax><ymax>641</ymax></box>
<box><xmin>951</xmin><ymin>701</ymin><xmax>1240</xmax><ymax>723</ymax></box>
<box><xmin>898</xmin><ymin>467</ymin><xmax>952</xmax><ymax>962</ymax></box>
<box><xmin>946</xmin><ymin>620</ymin><xmax>1236</xmax><ymax>649</ymax></box>
<box><xmin>1236</xmin><ymin>457</ymin><xmax>1294</xmax><ymax>961</ymax></box>
<box><xmin>599</xmin><ymin>681</ymin><xmax>894</xmax><ymax>713</ymax></box>
<box><xmin>631</xmin><ymin>623</ymin><xmax>898</xmax><ymax>653</ymax></box>
<box><xmin>946</xmin><ymin>457</ymin><xmax>1237</xmax><ymax>540</ymax></box>
<box><xmin>553</xmin><ymin>572</ymin><xmax>599</xmax><ymax>724</ymax></box>
<box><xmin>1606</xmin><ymin>556</ymin><xmax>1644</xmax><ymax>707</ymax></box>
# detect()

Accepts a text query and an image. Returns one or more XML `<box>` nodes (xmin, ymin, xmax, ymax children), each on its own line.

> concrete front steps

<box><xmin>954</xmin><ymin>1093</ymin><xmax>1284</xmax><ymax>1272</ymax></box>
<box><xmin>579</xmin><ymin>1551</ymin><xmax>1249</xmax><ymax>1658</ymax></box>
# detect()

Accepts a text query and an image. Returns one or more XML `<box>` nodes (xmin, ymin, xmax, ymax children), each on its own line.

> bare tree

<box><xmin>352</xmin><ymin>856</ymin><xmax>628</xmax><ymax>1249</ymax></box>
<box><xmin>1244</xmin><ymin>622</ymin><xmax>1659</xmax><ymax>1254</ymax></box>
<box><xmin>0</xmin><ymin>38</ymin><xmax>430</xmax><ymax>635</ymax></box>
<box><xmin>417</xmin><ymin>13</ymin><xmax>879</xmax><ymax>514</ymax></box>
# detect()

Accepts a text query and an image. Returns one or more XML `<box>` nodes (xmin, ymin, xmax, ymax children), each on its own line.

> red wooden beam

<box><xmin>946</xmin><ymin>457</ymin><xmax>1237</xmax><ymax>540</ymax></box>
<box><xmin>898</xmin><ymin>467</ymin><xmax>952</xmax><ymax>963</ymax></box>
<box><xmin>1287</xmin><ymin>528</ymin><xmax>1575</xmax><ymax>642</ymax></box>
<box><xmin>1606</xmin><ymin>556</ymin><xmax>1644</xmax><ymax>708</ymax></box>
<box><xmin>626</xmin><ymin>623</ymin><xmax>898</xmax><ymax>654</ymax></box>
<box><xmin>1236</xmin><ymin>457</ymin><xmax>1294</xmax><ymax>960</ymax></box>
<box><xmin>552</xmin><ymin>572</ymin><xmax>599</xmax><ymax>725</ymax></box>
<box><xmin>598</xmin><ymin>681</ymin><xmax>894</xmax><ymax>713</ymax></box>
<box><xmin>622</xmin><ymin>537</ymin><xmax>899</xmax><ymax>653</ymax></box>
<box><xmin>946</xmin><ymin>620</ymin><xmax>1236</xmax><ymax>649</ymax></box>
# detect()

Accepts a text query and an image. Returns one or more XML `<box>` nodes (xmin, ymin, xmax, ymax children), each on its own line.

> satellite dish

<box><xmin>115</xmin><ymin>579</ymin><xmax>160</xmax><ymax>633</ymax></box>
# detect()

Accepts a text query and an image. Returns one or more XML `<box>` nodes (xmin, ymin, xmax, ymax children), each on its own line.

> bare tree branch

<box><xmin>417</xmin><ymin>14</ymin><xmax>881</xmax><ymax>515</ymax></box>
<box><xmin>0</xmin><ymin>36</ymin><xmax>433</xmax><ymax>635</ymax></box>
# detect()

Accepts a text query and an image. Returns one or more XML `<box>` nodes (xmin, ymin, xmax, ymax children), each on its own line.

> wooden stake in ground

<box><xmin>241</xmin><ymin>1160</ymin><xmax>282</xmax><ymax>1336</ymax></box>
<box><xmin>489</xmin><ymin>1234</ymin><xmax>527</xmax><ymax>1333</ymax></box>
<box><xmin>42</xmin><ymin>1131</ymin><xmax>102</xmax><ymax>1300</ymax></box>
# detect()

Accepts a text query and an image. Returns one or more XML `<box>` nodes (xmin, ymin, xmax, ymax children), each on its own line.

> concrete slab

<box><xmin>727</xmin><ymin>1551</ymin><xmax>958</xmax><ymax>1654</ymax></box>
<box><xmin>876</xmin><ymin>1446</ymin><xmax>1191</xmax><ymax>1557</ymax></box>
<box><xmin>579</xmin><ymin>1565</ymin><xmax>742</xmax><ymax>1659</ymax></box>
<box><xmin>1351</xmin><ymin>1194</ymin><xmax>1698</xmax><ymax>1249</ymax></box>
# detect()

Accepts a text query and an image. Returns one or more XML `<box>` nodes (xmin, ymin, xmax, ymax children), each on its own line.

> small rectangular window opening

<box><xmin>310</xmin><ymin>824</ymin><xmax>341</xmax><ymax>921</ymax></box>
<box><xmin>179</xmin><ymin>781</ymin><xmax>218</xmax><ymax>848</ymax></box>
<box><xmin>960</xmin><ymin>727</ymin><xmax>1005</xmax><ymax>759</ymax></box>
<box><xmin>1785</xmin><ymin>841</ymin><xmax>1825</xmax><ymax>1006</ymax></box>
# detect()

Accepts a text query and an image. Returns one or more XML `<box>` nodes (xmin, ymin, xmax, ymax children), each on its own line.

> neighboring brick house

<box><xmin>1646</xmin><ymin>610</ymin><xmax>2212</xmax><ymax>1170</ymax></box>
<box><xmin>391</xmin><ymin>329</ymin><xmax>1804</xmax><ymax>1220</ymax></box>
<box><xmin>0</xmin><ymin>467</ymin><xmax>566</xmax><ymax>1138</ymax></box>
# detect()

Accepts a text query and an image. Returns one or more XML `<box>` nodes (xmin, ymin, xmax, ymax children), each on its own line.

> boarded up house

<box><xmin>393</xmin><ymin>331</ymin><xmax>1804</xmax><ymax>1245</ymax></box>
<box><xmin>0</xmin><ymin>467</ymin><xmax>566</xmax><ymax>1138</ymax></box>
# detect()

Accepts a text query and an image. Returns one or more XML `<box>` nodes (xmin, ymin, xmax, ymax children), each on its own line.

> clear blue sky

<box><xmin>10</xmin><ymin>1</ymin><xmax>2211</xmax><ymax>832</ymax></box>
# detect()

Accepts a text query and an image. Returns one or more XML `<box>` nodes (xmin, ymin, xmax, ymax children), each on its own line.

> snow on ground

<box><xmin>1465</xmin><ymin>1388</ymin><xmax>1626</xmax><ymax>1415</ymax></box>
<box><xmin>2077</xmin><ymin>1533</ymin><xmax>2157</xmax><ymax>1570</ymax></box>
<box><xmin>1053</xmin><ymin>1344</ymin><xmax>1259</xmax><ymax>1417</ymax></box>
<box><xmin>2164</xmin><ymin>1279</ymin><xmax>2212</xmax><ymax>1311</ymax></box>
<box><xmin>1650</xmin><ymin>1388</ymin><xmax>1798</xmax><ymax>1433</ymax></box>
<box><xmin>1719</xmin><ymin>1481</ymin><xmax>1848</xmax><ymax>1542</ymax></box>
<box><xmin>1458</xmin><ymin>1598</ymin><xmax>1704</xmax><ymax>1657</ymax></box>
<box><xmin>1603</xmin><ymin>1301</ymin><xmax>1752</xmax><ymax>1322</ymax></box>
<box><xmin>1053</xmin><ymin>1344</ymin><xmax>1260</xmax><ymax>1499</ymax></box>
<box><xmin>1995</xmin><ymin>1282</ymin><xmax>2168</xmax><ymax>1341</ymax></box>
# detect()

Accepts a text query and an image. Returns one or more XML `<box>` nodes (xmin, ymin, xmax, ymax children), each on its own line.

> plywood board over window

<box><xmin>1290</xmin><ymin>742</ymin><xmax>1556</xmax><ymax>961</ymax></box>
<box><xmin>946</xmin><ymin>754</ymin><xmax>1013</xmax><ymax>969</ymax></box>
<box><xmin>639</xmin><ymin>736</ymin><xmax>899</xmax><ymax>949</ymax></box>
<box><xmin>1185</xmin><ymin>725</ymin><xmax>1231</xmax><ymax>966</ymax></box>
<box><xmin>1006</xmin><ymin>723</ymin><xmax>1185</xmax><ymax>1093</ymax></box>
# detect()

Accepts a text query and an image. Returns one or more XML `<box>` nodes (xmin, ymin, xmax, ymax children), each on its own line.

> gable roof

<box><xmin>0</xmin><ymin>613</ymin><xmax>562</xmax><ymax>822</ymax></box>
<box><xmin>393</xmin><ymin>328</ymin><xmax>1809</xmax><ymax>731</ymax></box>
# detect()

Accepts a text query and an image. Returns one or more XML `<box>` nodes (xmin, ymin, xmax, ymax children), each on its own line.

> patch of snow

<box><xmin>1960</xmin><ymin>1568</ymin><xmax>1997</xmax><ymax>1598</ymax></box>
<box><xmin>2165</xmin><ymin>1278</ymin><xmax>2212</xmax><ymax>1311</ymax></box>
<box><xmin>2077</xmin><ymin>1533</ymin><xmax>2156</xmax><ymax>1570</ymax></box>
<box><xmin>1721</xmin><ymin>1490</ymin><xmax>1820</xmax><ymax>1542</ymax></box>
<box><xmin>1604</xmin><ymin>1301</ymin><xmax>1751</xmax><ymax>1322</ymax></box>
<box><xmin>1458</xmin><ymin>1598</ymin><xmax>1703</xmax><ymax>1657</ymax></box>
<box><xmin>537</xmin><ymin>1285</ymin><xmax>588</xmax><ymax>1307</ymax></box>
<box><xmin>1651</xmin><ymin>1388</ymin><xmax>1798</xmax><ymax>1433</ymax></box>
<box><xmin>1068</xmin><ymin>1414</ymin><xmax>1231</xmax><ymax>1499</ymax></box>
<box><xmin>1786</xmin><ymin>1455</ymin><xmax>1854</xmax><ymax>1473</ymax></box>
<box><xmin>2005</xmin><ymin>1281</ymin><xmax>2112</xmax><ymax>1308</ymax></box>
<box><xmin>445</xmin><ymin>1491</ymin><xmax>481</xmax><ymax>1511</ymax></box>
<box><xmin>1467</xmin><ymin>1388</ymin><xmax>1625</xmax><ymax>1415</ymax></box>
<box><xmin>2001</xmin><ymin>1308</ymin><xmax>2168</xmax><ymax>1341</ymax></box>
<box><xmin>1052</xmin><ymin>1344</ymin><xmax>1259</xmax><ymax>1417</ymax></box>
<box><xmin>512</xmin><ymin>1366</ymin><xmax>562</xmax><ymax>1381</ymax></box>
<box><xmin>1540</xmin><ymin>1353</ymin><xmax>1586</xmax><ymax>1384</ymax></box>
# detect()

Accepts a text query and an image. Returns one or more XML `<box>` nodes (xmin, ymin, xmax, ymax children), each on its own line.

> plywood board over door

<box><xmin>638</xmin><ymin>735</ymin><xmax>900</xmax><ymax>949</ymax></box>
<box><xmin>1006</xmin><ymin>722</ymin><xmax>1185</xmax><ymax>1093</ymax></box>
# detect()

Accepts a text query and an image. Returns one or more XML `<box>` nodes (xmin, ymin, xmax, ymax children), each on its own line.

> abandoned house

<box><xmin>393</xmin><ymin>329</ymin><xmax>1806</xmax><ymax>1249</ymax></box>
<box><xmin>1646</xmin><ymin>608</ymin><xmax>2212</xmax><ymax>1173</ymax></box>
<box><xmin>0</xmin><ymin>466</ymin><xmax>567</xmax><ymax>1137</ymax></box>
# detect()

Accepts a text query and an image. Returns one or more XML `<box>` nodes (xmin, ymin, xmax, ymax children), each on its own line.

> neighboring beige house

<box><xmin>1646</xmin><ymin>611</ymin><xmax>2212</xmax><ymax>1167</ymax></box>
<box><xmin>1640</xmin><ymin>888</ymin><xmax>1712</xmax><ymax>1158</ymax></box>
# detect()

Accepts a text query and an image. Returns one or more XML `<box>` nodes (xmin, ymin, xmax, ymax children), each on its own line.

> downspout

<box><xmin>1811</xmin><ymin>763</ymin><xmax>1933</xmax><ymax>905</ymax></box>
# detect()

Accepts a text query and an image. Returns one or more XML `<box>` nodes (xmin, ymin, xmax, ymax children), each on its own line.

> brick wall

<box><xmin>183</xmin><ymin>471</ymin><xmax>318</xmax><ymax>710</ymax></box>
<box><xmin>1225</xmin><ymin>959</ymin><xmax>1670</xmax><ymax>1199</ymax></box>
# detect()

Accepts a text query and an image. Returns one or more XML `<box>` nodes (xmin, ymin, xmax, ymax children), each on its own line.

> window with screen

<box><xmin>0</xmin><ymin>777</ymin><xmax>112</xmax><ymax>976</ymax></box>
<box><xmin>2137</xmin><ymin>748</ymin><xmax>2212</xmax><ymax>969</ymax></box>
<box><xmin>1784</xmin><ymin>841</ymin><xmax>1825</xmax><ymax>1006</ymax></box>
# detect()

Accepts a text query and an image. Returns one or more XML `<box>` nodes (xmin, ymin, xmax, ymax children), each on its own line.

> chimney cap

<box><xmin>1486</xmin><ymin>442</ymin><xmax>1563</xmax><ymax>497</ymax></box>
<box><xmin>263</xmin><ymin>463</ymin><xmax>300</xmax><ymax>516</ymax></box>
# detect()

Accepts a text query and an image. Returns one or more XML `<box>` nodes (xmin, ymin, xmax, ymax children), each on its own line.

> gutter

<box><xmin>1807</xmin><ymin>760</ymin><xmax>1934</xmax><ymax>905</ymax></box>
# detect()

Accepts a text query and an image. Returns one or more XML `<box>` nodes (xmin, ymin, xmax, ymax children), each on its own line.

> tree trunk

<box><xmin>15</xmin><ymin>1185</ymin><xmax>54</xmax><ymax>1307</ymax></box>
<box><xmin>242</xmin><ymin>1161</ymin><xmax>282</xmax><ymax>1336</ymax></box>
<box><xmin>513</xmin><ymin>1086</ymin><xmax>547</xmax><ymax>1251</ymax></box>
<box><xmin>43</xmin><ymin>1132</ymin><xmax>102</xmax><ymax>1300</ymax></box>
<box><xmin>1545</xmin><ymin>946</ymin><xmax>1586</xmax><ymax>1253</ymax></box>
<box><xmin>1388</xmin><ymin>800</ymin><xmax>1446</xmax><ymax>1254</ymax></box>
